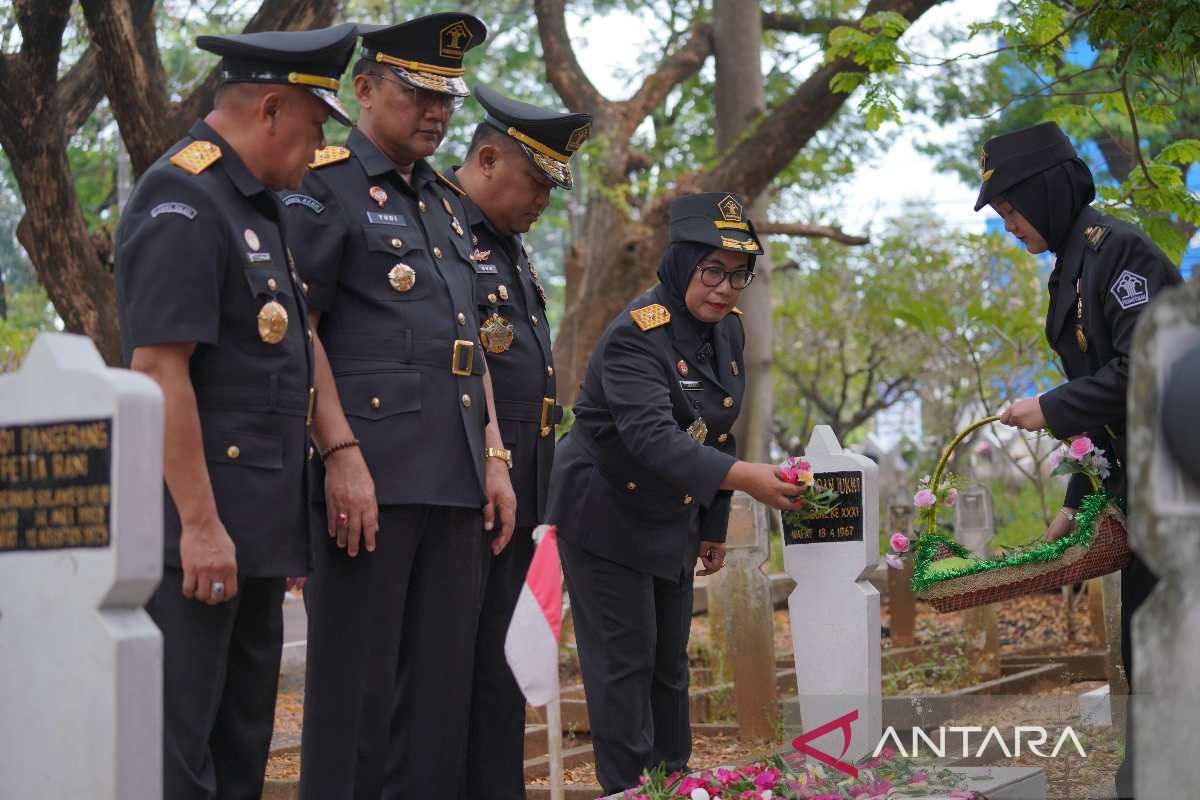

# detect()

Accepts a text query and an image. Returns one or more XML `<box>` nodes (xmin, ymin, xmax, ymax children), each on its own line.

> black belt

<box><xmin>495</xmin><ymin>398</ymin><xmax>562</xmax><ymax>436</ymax></box>
<box><xmin>326</xmin><ymin>332</ymin><xmax>484</xmax><ymax>376</ymax></box>
<box><xmin>194</xmin><ymin>382</ymin><xmax>316</xmax><ymax>424</ymax></box>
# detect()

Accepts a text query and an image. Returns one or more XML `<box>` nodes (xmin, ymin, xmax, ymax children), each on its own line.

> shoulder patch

<box><xmin>169</xmin><ymin>141</ymin><xmax>221</xmax><ymax>175</ymax></box>
<box><xmin>730</xmin><ymin>306</ymin><xmax>743</xmax><ymax>316</ymax></box>
<box><xmin>436</xmin><ymin>171</ymin><xmax>467</xmax><ymax>197</ymax></box>
<box><xmin>150</xmin><ymin>202</ymin><xmax>197</xmax><ymax>220</ymax></box>
<box><xmin>308</xmin><ymin>146</ymin><xmax>350</xmax><ymax>169</ymax></box>
<box><xmin>1109</xmin><ymin>269</ymin><xmax>1151</xmax><ymax>310</ymax></box>
<box><xmin>1084</xmin><ymin>224</ymin><xmax>1111</xmax><ymax>252</ymax></box>
<box><xmin>282</xmin><ymin>193</ymin><xmax>325</xmax><ymax>214</ymax></box>
<box><xmin>630</xmin><ymin>303</ymin><xmax>671</xmax><ymax>331</ymax></box>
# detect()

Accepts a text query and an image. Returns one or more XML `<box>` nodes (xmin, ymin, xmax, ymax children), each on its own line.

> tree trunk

<box><xmin>714</xmin><ymin>0</ymin><xmax>772</xmax><ymax>463</ymax></box>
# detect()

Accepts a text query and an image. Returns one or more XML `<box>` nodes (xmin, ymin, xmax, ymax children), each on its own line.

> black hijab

<box><xmin>1002</xmin><ymin>157</ymin><xmax>1095</xmax><ymax>253</ymax></box>
<box><xmin>656</xmin><ymin>240</ymin><xmax>755</xmax><ymax>365</ymax></box>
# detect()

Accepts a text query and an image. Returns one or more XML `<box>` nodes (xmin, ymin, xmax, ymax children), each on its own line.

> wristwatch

<box><xmin>485</xmin><ymin>447</ymin><xmax>513</xmax><ymax>469</ymax></box>
<box><xmin>1059</xmin><ymin>508</ymin><xmax>1077</xmax><ymax>522</ymax></box>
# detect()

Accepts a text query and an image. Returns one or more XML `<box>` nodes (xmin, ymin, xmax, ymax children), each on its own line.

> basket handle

<box><xmin>927</xmin><ymin>415</ymin><xmax>1001</xmax><ymax>535</ymax></box>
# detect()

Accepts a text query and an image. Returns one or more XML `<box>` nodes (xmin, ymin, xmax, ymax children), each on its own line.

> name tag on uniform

<box><xmin>247</xmin><ymin>252</ymin><xmax>272</xmax><ymax>262</ymax></box>
<box><xmin>366</xmin><ymin>212</ymin><xmax>407</xmax><ymax>226</ymax></box>
<box><xmin>473</xmin><ymin>262</ymin><xmax>498</xmax><ymax>274</ymax></box>
<box><xmin>283</xmin><ymin>194</ymin><xmax>325</xmax><ymax>214</ymax></box>
<box><xmin>679</xmin><ymin>380</ymin><xmax>703</xmax><ymax>391</ymax></box>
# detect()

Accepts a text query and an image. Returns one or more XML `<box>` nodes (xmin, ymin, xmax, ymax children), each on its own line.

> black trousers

<box><xmin>1116</xmin><ymin>552</ymin><xmax>1158</xmax><ymax>799</ymax></box>
<box><xmin>299</xmin><ymin>504</ymin><xmax>486</xmax><ymax>800</ymax></box>
<box><xmin>559</xmin><ymin>535</ymin><xmax>694</xmax><ymax>797</ymax></box>
<box><xmin>465</xmin><ymin>525</ymin><xmax>536</xmax><ymax>799</ymax></box>
<box><xmin>147</xmin><ymin>568</ymin><xmax>285</xmax><ymax>800</ymax></box>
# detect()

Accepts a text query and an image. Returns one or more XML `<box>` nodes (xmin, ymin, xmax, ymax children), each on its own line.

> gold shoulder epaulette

<box><xmin>630</xmin><ymin>303</ymin><xmax>670</xmax><ymax>331</ymax></box>
<box><xmin>169</xmin><ymin>141</ymin><xmax>221</xmax><ymax>175</ymax></box>
<box><xmin>436</xmin><ymin>171</ymin><xmax>467</xmax><ymax>197</ymax></box>
<box><xmin>308</xmin><ymin>146</ymin><xmax>351</xmax><ymax>169</ymax></box>
<box><xmin>730</xmin><ymin>306</ymin><xmax>743</xmax><ymax>316</ymax></box>
<box><xmin>1084</xmin><ymin>224</ymin><xmax>1111</xmax><ymax>252</ymax></box>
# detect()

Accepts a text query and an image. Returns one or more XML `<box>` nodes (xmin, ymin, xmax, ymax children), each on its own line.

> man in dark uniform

<box><xmin>979</xmin><ymin>121</ymin><xmax>1183</xmax><ymax>799</ymax></box>
<box><xmin>115</xmin><ymin>24</ymin><xmax>360</xmax><ymax>800</ymax></box>
<box><xmin>443</xmin><ymin>85</ymin><xmax>592</xmax><ymax>798</ymax></box>
<box><xmin>280</xmin><ymin>16</ymin><xmax>517</xmax><ymax>799</ymax></box>
<box><xmin>547</xmin><ymin>194</ymin><xmax>806</xmax><ymax>794</ymax></box>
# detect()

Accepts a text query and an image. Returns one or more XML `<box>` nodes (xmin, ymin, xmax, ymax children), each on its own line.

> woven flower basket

<box><xmin>912</xmin><ymin>416</ymin><xmax>1130</xmax><ymax>614</ymax></box>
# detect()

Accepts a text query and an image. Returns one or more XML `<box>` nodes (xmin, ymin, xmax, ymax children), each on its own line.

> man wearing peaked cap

<box><xmin>442</xmin><ymin>86</ymin><xmax>590</xmax><ymax>799</ymax></box>
<box><xmin>281</xmin><ymin>14</ymin><xmax>519</xmax><ymax>799</ymax></box>
<box><xmin>978</xmin><ymin>121</ymin><xmax>1182</xmax><ymax>800</ymax></box>
<box><xmin>114</xmin><ymin>23</ymin><xmax>363</xmax><ymax>800</ymax></box>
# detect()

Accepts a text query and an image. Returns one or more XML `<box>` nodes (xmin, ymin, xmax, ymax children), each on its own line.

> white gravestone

<box><xmin>954</xmin><ymin>484</ymin><xmax>994</xmax><ymax>558</ymax></box>
<box><xmin>782</xmin><ymin>426</ymin><xmax>881</xmax><ymax>764</ymax></box>
<box><xmin>0</xmin><ymin>334</ymin><xmax>163</xmax><ymax>799</ymax></box>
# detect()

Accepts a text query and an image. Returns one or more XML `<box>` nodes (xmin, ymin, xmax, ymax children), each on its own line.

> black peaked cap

<box><xmin>669</xmin><ymin>192</ymin><xmax>763</xmax><ymax>256</ymax></box>
<box><xmin>474</xmin><ymin>84</ymin><xmax>592</xmax><ymax>190</ymax></box>
<box><xmin>197</xmin><ymin>23</ymin><xmax>358</xmax><ymax>125</ymax></box>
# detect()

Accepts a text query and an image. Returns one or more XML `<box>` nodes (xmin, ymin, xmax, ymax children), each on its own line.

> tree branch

<box><xmin>757</xmin><ymin>221</ymin><xmax>869</xmax><ymax>245</ymax></box>
<box><xmin>533</xmin><ymin>0</ymin><xmax>609</xmax><ymax>114</ymax></box>
<box><xmin>762</xmin><ymin>12</ymin><xmax>856</xmax><ymax>36</ymax></box>
<box><xmin>625</xmin><ymin>22</ymin><xmax>714</xmax><ymax>133</ymax></box>
<box><xmin>56</xmin><ymin>46</ymin><xmax>107</xmax><ymax>140</ymax></box>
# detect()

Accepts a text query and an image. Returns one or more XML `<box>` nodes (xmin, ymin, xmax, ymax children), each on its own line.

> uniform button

<box><xmin>683</xmin><ymin>495</ymin><xmax>693</xmax><ymax>505</ymax></box>
<box><xmin>267</xmin><ymin>277</ymin><xmax>277</xmax><ymax>291</ymax></box>
<box><xmin>302</xmin><ymin>281</ymin><xmax>309</xmax><ymax>295</ymax></box>
<box><xmin>625</xmin><ymin>481</ymin><xmax>637</xmax><ymax>492</ymax></box>
<box><xmin>391</xmin><ymin>237</ymin><xmax>404</xmax><ymax>249</ymax></box>
<box><xmin>487</xmin><ymin>293</ymin><xmax>498</xmax><ymax>304</ymax></box>
<box><xmin>370</xmin><ymin>396</ymin><xmax>382</xmax><ymax>410</ymax></box>
<box><xmin>433</xmin><ymin>246</ymin><xmax>443</xmax><ymax>259</ymax></box>
<box><xmin>498</xmin><ymin>285</ymin><xmax>509</xmax><ymax>300</ymax></box>
<box><xmin>461</xmin><ymin>394</ymin><xmax>472</xmax><ymax>408</ymax></box>
<box><xmin>547</xmin><ymin>366</ymin><xmax>554</xmax><ymax>377</ymax></box>
<box><xmin>457</xmin><ymin>312</ymin><xmax>466</xmax><ymax>325</ymax></box>
<box><xmin>307</xmin><ymin>329</ymin><xmax>313</xmax><ymax>341</ymax></box>
<box><xmin>717</xmin><ymin>433</ymin><xmax>728</xmax><ymax>444</ymax></box>
<box><xmin>531</xmin><ymin>315</ymin><xmax>540</xmax><ymax>326</ymax></box>
<box><xmin>226</xmin><ymin>445</ymin><xmax>240</xmax><ymax>460</ymax></box>
<box><xmin>723</xmin><ymin>396</ymin><xmax>734</xmax><ymax>408</ymax></box>
<box><xmin>419</xmin><ymin>200</ymin><xmax>427</xmax><ymax>212</ymax></box>
<box><xmin>308</xmin><ymin>445</ymin><xmax>315</xmax><ymax>462</ymax></box>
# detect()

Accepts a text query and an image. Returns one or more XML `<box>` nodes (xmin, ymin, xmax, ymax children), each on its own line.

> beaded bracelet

<box><xmin>320</xmin><ymin>439</ymin><xmax>360</xmax><ymax>460</ymax></box>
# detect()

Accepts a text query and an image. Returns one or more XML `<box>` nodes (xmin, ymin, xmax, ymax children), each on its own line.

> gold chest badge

<box><xmin>388</xmin><ymin>263</ymin><xmax>417</xmax><ymax>293</ymax></box>
<box><xmin>480</xmin><ymin>313</ymin><xmax>515</xmax><ymax>353</ymax></box>
<box><xmin>257</xmin><ymin>301</ymin><xmax>289</xmax><ymax>344</ymax></box>
<box><xmin>687</xmin><ymin>417</ymin><xmax>708</xmax><ymax>445</ymax></box>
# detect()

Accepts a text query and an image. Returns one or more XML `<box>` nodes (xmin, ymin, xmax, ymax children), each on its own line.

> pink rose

<box><xmin>1068</xmin><ymin>436</ymin><xmax>1094</xmax><ymax>460</ymax></box>
<box><xmin>943</xmin><ymin>488</ymin><xmax>958</xmax><ymax>506</ymax></box>
<box><xmin>885</xmin><ymin>554</ymin><xmax>903</xmax><ymax>570</ymax></box>
<box><xmin>779</xmin><ymin>465</ymin><xmax>799</xmax><ymax>484</ymax></box>
<box><xmin>1048</xmin><ymin>448</ymin><xmax>1064</xmax><ymax>471</ymax></box>
<box><xmin>914</xmin><ymin>488</ymin><xmax>936</xmax><ymax>507</ymax></box>
<box><xmin>889</xmin><ymin>532</ymin><xmax>910</xmax><ymax>553</ymax></box>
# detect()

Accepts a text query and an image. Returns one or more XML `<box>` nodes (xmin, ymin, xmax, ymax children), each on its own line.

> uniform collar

<box><xmin>1047</xmin><ymin>205</ymin><xmax>1102</xmax><ymax>342</ymax></box>
<box><xmin>347</xmin><ymin>127</ymin><xmax>436</xmax><ymax>188</ymax></box>
<box><xmin>189</xmin><ymin>120</ymin><xmax>268</xmax><ymax>198</ymax></box>
<box><xmin>443</xmin><ymin>165</ymin><xmax>521</xmax><ymax>253</ymax></box>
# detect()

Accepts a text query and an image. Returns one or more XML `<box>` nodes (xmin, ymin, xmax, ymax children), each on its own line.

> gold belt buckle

<box><xmin>452</xmin><ymin>339</ymin><xmax>475</xmax><ymax>376</ymax></box>
<box><xmin>305</xmin><ymin>387</ymin><xmax>317</xmax><ymax>428</ymax></box>
<box><xmin>540</xmin><ymin>396</ymin><xmax>555</xmax><ymax>438</ymax></box>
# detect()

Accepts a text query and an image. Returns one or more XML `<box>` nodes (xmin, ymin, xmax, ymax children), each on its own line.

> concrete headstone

<box><xmin>0</xmin><ymin>334</ymin><xmax>163</xmax><ymax>799</ymax></box>
<box><xmin>886</xmin><ymin>499</ymin><xmax>916</xmax><ymax>647</ymax></box>
<box><xmin>782</xmin><ymin>426</ymin><xmax>881</xmax><ymax>763</ymax></box>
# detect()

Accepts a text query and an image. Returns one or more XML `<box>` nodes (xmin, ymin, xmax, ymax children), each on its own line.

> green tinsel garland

<box><xmin>910</xmin><ymin>492</ymin><xmax>1120</xmax><ymax>594</ymax></box>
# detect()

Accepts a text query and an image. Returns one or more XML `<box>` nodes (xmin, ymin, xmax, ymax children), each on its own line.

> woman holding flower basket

<box><xmin>975</xmin><ymin>121</ymin><xmax>1182</xmax><ymax>799</ymax></box>
<box><xmin>546</xmin><ymin>193</ymin><xmax>802</xmax><ymax>795</ymax></box>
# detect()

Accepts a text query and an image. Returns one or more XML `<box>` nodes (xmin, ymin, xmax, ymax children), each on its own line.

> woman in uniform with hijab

<box><xmin>977</xmin><ymin>121</ymin><xmax>1182</xmax><ymax>799</ymax></box>
<box><xmin>546</xmin><ymin>192</ymin><xmax>803</xmax><ymax>795</ymax></box>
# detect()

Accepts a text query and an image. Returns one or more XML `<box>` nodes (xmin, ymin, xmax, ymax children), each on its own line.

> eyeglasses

<box><xmin>696</xmin><ymin>265</ymin><xmax>754</xmax><ymax>290</ymax></box>
<box><xmin>372</xmin><ymin>73</ymin><xmax>464</xmax><ymax>113</ymax></box>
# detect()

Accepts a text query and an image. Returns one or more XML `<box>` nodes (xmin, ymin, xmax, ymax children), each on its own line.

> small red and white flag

<box><xmin>504</xmin><ymin>524</ymin><xmax>562</xmax><ymax>707</ymax></box>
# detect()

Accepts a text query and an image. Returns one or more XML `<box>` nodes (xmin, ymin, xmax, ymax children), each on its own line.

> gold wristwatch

<box><xmin>485</xmin><ymin>447</ymin><xmax>513</xmax><ymax>469</ymax></box>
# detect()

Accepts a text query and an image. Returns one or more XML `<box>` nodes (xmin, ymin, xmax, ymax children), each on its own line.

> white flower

<box><xmin>691</xmin><ymin>789</ymin><xmax>711</xmax><ymax>800</ymax></box>
<box><xmin>761</xmin><ymin>792</ymin><xmax>773</xmax><ymax>800</ymax></box>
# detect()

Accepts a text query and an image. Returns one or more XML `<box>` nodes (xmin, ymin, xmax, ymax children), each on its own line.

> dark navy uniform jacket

<box><xmin>443</xmin><ymin>168</ymin><xmax>558</xmax><ymax>527</ymax></box>
<box><xmin>547</xmin><ymin>285</ymin><xmax>744</xmax><ymax>579</ymax></box>
<box><xmin>1040</xmin><ymin>206</ymin><xmax>1183</xmax><ymax>506</ymax></box>
<box><xmin>117</xmin><ymin>120</ymin><xmax>314</xmax><ymax>577</ymax></box>
<box><xmin>284</xmin><ymin>129</ymin><xmax>487</xmax><ymax>508</ymax></box>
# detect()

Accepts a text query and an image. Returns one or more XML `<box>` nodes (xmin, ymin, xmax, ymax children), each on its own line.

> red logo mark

<box><xmin>791</xmin><ymin>708</ymin><xmax>859</xmax><ymax>779</ymax></box>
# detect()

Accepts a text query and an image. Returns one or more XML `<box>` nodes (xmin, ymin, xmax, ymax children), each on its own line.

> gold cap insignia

<box><xmin>257</xmin><ymin>300</ymin><xmax>289</xmax><ymax>344</ymax></box>
<box><xmin>309</xmin><ymin>146</ymin><xmax>351</xmax><ymax>169</ymax></box>
<box><xmin>719</xmin><ymin>235</ymin><xmax>760</xmax><ymax>252</ymax></box>
<box><xmin>979</xmin><ymin>149</ymin><xmax>994</xmax><ymax>182</ymax></box>
<box><xmin>717</xmin><ymin>194</ymin><xmax>743</xmax><ymax>222</ymax></box>
<box><xmin>170</xmin><ymin>141</ymin><xmax>222</xmax><ymax>175</ymax></box>
<box><xmin>440</xmin><ymin>21</ymin><xmax>473</xmax><ymax>58</ymax></box>
<box><xmin>566</xmin><ymin>124</ymin><xmax>592</xmax><ymax>153</ymax></box>
<box><xmin>630</xmin><ymin>303</ymin><xmax>671</xmax><ymax>331</ymax></box>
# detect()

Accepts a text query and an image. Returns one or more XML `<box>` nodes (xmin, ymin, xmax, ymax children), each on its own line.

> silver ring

<box><xmin>211</xmin><ymin>581</ymin><xmax>226</xmax><ymax>596</ymax></box>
